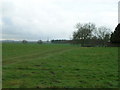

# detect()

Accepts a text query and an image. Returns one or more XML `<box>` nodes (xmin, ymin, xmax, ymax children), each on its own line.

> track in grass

<box><xmin>2</xmin><ymin>43</ymin><xmax>119</xmax><ymax>88</ymax></box>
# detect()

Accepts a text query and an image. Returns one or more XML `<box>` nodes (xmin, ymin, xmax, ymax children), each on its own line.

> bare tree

<box><xmin>73</xmin><ymin>23</ymin><xmax>96</xmax><ymax>45</ymax></box>
<box><xmin>73</xmin><ymin>23</ymin><xmax>96</xmax><ymax>40</ymax></box>
<box><xmin>37</xmin><ymin>40</ymin><xmax>43</xmax><ymax>44</ymax></box>
<box><xmin>22</xmin><ymin>40</ymin><xmax>27</xmax><ymax>44</ymax></box>
<box><xmin>94</xmin><ymin>26</ymin><xmax>111</xmax><ymax>40</ymax></box>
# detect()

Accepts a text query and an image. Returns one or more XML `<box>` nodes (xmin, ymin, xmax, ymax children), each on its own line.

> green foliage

<box><xmin>37</xmin><ymin>40</ymin><xmax>43</xmax><ymax>44</ymax></box>
<box><xmin>73</xmin><ymin>23</ymin><xmax>96</xmax><ymax>40</ymax></box>
<box><xmin>22</xmin><ymin>40</ymin><xmax>28</xmax><ymax>44</ymax></box>
<box><xmin>2</xmin><ymin>43</ymin><xmax>118</xmax><ymax>88</ymax></box>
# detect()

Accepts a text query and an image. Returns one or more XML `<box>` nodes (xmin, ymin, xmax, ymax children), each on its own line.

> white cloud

<box><xmin>1</xmin><ymin>0</ymin><xmax>119</xmax><ymax>40</ymax></box>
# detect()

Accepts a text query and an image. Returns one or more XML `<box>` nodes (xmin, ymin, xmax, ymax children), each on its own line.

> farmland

<box><xmin>2</xmin><ymin>43</ymin><xmax>119</xmax><ymax>88</ymax></box>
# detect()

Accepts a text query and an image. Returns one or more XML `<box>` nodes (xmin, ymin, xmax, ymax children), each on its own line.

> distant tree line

<box><xmin>22</xmin><ymin>40</ymin><xmax>43</xmax><ymax>44</ymax></box>
<box><xmin>51</xmin><ymin>23</ymin><xmax>120</xmax><ymax>47</ymax></box>
<box><xmin>51</xmin><ymin>40</ymin><xmax>70</xmax><ymax>44</ymax></box>
<box><xmin>21</xmin><ymin>23</ymin><xmax>120</xmax><ymax>47</ymax></box>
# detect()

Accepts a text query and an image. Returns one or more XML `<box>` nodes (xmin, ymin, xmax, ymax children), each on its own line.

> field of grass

<box><xmin>2</xmin><ymin>43</ymin><xmax>119</xmax><ymax>88</ymax></box>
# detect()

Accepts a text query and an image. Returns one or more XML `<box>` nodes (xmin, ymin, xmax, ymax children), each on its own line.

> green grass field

<box><xmin>2</xmin><ymin>43</ymin><xmax>119</xmax><ymax>88</ymax></box>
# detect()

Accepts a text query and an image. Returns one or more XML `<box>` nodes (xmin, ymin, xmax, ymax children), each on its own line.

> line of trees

<box><xmin>22</xmin><ymin>40</ymin><xmax>43</xmax><ymax>44</ymax></box>
<box><xmin>51</xmin><ymin>40</ymin><xmax>69</xmax><ymax>44</ymax></box>
<box><xmin>21</xmin><ymin>23</ymin><xmax>120</xmax><ymax>47</ymax></box>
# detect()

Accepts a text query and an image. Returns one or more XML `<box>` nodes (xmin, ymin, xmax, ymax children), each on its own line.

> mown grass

<box><xmin>2</xmin><ymin>43</ymin><xmax>119</xmax><ymax>88</ymax></box>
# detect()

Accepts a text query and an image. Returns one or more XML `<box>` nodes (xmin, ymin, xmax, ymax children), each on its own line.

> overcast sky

<box><xmin>1</xmin><ymin>0</ymin><xmax>119</xmax><ymax>41</ymax></box>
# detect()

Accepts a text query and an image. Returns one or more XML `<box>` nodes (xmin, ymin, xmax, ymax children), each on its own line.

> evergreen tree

<box><xmin>110</xmin><ymin>24</ymin><xmax>120</xmax><ymax>43</ymax></box>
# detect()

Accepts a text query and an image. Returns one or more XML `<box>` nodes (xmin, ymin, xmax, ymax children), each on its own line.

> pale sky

<box><xmin>0</xmin><ymin>0</ymin><xmax>119</xmax><ymax>41</ymax></box>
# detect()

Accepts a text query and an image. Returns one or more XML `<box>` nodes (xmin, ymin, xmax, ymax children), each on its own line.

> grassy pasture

<box><xmin>2</xmin><ymin>43</ymin><xmax>119</xmax><ymax>88</ymax></box>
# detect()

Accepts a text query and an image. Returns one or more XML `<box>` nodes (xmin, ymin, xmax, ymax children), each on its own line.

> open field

<box><xmin>2</xmin><ymin>43</ymin><xmax>119</xmax><ymax>88</ymax></box>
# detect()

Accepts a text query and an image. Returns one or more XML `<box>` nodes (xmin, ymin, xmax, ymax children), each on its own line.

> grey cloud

<box><xmin>1</xmin><ymin>0</ymin><xmax>118</xmax><ymax>40</ymax></box>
